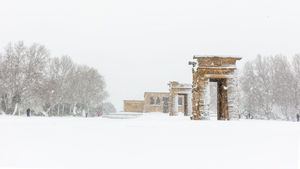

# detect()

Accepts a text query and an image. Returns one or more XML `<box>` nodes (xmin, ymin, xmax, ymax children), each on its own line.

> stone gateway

<box><xmin>123</xmin><ymin>82</ymin><xmax>192</xmax><ymax>115</ymax></box>
<box><xmin>191</xmin><ymin>56</ymin><xmax>241</xmax><ymax>120</ymax></box>
<box><xmin>168</xmin><ymin>81</ymin><xmax>192</xmax><ymax>116</ymax></box>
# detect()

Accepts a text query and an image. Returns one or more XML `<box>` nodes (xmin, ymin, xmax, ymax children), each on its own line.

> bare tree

<box><xmin>0</xmin><ymin>42</ymin><xmax>49</xmax><ymax>114</ymax></box>
<box><xmin>271</xmin><ymin>55</ymin><xmax>294</xmax><ymax>120</ymax></box>
<box><xmin>0</xmin><ymin>41</ymin><xmax>112</xmax><ymax>116</ymax></box>
<box><xmin>241</xmin><ymin>54</ymin><xmax>298</xmax><ymax>121</ymax></box>
<box><xmin>292</xmin><ymin>55</ymin><xmax>300</xmax><ymax>115</ymax></box>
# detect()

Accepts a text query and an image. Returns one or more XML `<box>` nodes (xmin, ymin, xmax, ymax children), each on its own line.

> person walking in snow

<box><xmin>97</xmin><ymin>111</ymin><xmax>103</xmax><ymax>117</ymax></box>
<box><xmin>26</xmin><ymin>108</ymin><xmax>31</xmax><ymax>117</ymax></box>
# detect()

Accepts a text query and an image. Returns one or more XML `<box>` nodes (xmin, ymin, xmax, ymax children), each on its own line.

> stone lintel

<box><xmin>193</xmin><ymin>56</ymin><xmax>241</xmax><ymax>68</ymax></box>
<box><xmin>205</xmin><ymin>74</ymin><xmax>234</xmax><ymax>79</ymax></box>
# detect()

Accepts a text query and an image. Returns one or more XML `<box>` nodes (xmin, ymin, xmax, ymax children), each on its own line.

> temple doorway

<box><xmin>191</xmin><ymin>56</ymin><xmax>241</xmax><ymax>120</ymax></box>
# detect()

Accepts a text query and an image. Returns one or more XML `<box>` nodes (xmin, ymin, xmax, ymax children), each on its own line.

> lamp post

<box><xmin>188</xmin><ymin>61</ymin><xmax>197</xmax><ymax>73</ymax></box>
<box><xmin>188</xmin><ymin>60</ymin><xmax>197</xmax><ymax>120</ymax></box>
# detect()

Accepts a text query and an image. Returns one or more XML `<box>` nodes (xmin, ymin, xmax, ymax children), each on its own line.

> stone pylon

<box><xmin>191</xmin><ymin>56</ymin><xmax>241</xmax><ymax>120</ymax></box>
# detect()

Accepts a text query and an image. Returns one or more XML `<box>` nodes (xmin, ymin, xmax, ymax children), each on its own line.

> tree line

<box><xmin>240</xmin><ymin>54</ymin><xmax>300</xmax><ymax>121</ymax></box>
<box><xmin>0</xmin><ymin>41</ymin><xmax>116</xmax><ymax>116</ymax></box>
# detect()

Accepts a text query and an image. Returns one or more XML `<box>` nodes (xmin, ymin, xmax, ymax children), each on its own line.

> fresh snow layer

<box><xmin>0</xmin><ymin>112</ymin><xmax>299</xmax><ymax>169</ymax></box>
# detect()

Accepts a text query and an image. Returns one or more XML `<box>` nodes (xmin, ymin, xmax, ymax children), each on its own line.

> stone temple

<box><xmin>168</xmin><ymin>81</ymin><xmax>192</xmax><ymax>116</ymax></box>
<box><xmin>191</xmin><ymin>56</ymin><xmax>241</xmax><ymax>120</ymax></box>
<box><xmin>123</xmin><ymin>56</ymin><xmax>241</xmax><ymax>121</ymax></box>
<box><xmin>123</xmin><ymin>82</ymin><xmax>192</xmax><ymax>116</ymax></box>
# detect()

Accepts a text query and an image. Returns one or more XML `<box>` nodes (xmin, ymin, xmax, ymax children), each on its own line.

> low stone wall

<box><xmin>123</xmin><ymin>100</ymin><xmax>145</xmax><ymax>112</ymax></box>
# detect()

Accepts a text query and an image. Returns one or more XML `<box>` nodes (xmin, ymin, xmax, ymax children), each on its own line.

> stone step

<box><xmin>102</xmin><ymin>113</ymin><xmax>143</xmax><ymax>119</ymax></box>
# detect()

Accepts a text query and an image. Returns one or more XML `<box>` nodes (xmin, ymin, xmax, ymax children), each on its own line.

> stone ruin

<box><xmin>123</xmin><ymin>82</ymin><xmax>193</xmax><ymax>115</ymax></box>
<box><xmin>123</xmin><ymin>55</ymin><xmax>241</xmax><ymax>121</ymax></box>
<box><xmin>191</xmin><ymin>56</ymin><xmax>241</xmax><ymax>120</ymax></box>
<box><xmin>168</xmin><ymin>81</ymin><xmax>192</xmax><ymax>116</ymax></box>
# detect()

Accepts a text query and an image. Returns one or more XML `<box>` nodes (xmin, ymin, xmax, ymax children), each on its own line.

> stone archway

<box><xmin>191</xmin><ymin>56</ymin><xmax>241</xmax><ymax>120</ymax></box>
<box><xmin>168</xmin><ymin>81</ymin><xmax>192</xmax><ymax>116</ymax></box>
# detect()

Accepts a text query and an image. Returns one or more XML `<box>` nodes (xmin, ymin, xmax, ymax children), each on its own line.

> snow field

<box><xmin>0</xmin><ymin>113</ymin><xmax>299</xmax><ymax>169</ymax></box>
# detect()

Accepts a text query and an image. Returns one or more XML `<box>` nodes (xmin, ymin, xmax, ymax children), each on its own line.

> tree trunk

<box><xmin>12</xmin><ymin>103</ymin><xmax>18</xmax><ymax>115</ymax></box>
<box><xmin>57</xmin><ymin>104</ymin><xmax>60</xmax><ymax>116</ymax></box>
<box><xmin>72</xmin><ymin>103</ymin><xmax>77</xmax><ymax>116</ymax></box>
<box><xmin>69</xmin><ymin>104</ymin><xmax>72</xmax><ymax>114</ymax></box>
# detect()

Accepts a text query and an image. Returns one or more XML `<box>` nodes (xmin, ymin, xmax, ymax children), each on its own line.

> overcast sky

<box><xmin>0</xmin><ymin>0</ymin><xmax>300</xmax><ymax>110</ymax></box>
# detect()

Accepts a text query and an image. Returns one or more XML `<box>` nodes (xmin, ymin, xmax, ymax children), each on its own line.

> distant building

<box><xmin>123</xmin><ymin>92</ymin><xmax>186</xmax><ymax>113</ymax></box>
<box><xmin>143</xmin><ymin>92</ymin><xmax>169</xmax><ymax>113</ymax></box>
<box><xmin>123</xmin><ymin>100</ymin><xmax>144</xmax><ymax>112</ymax></box>
<box><xmin>123</xmin><ymin>82</ymin><xmax>192</xmax><ymax>115</ymax></box>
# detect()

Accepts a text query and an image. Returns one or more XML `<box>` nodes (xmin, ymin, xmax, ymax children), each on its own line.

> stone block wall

<box><xmin>124</xmin><ymin>91</ymin><xmax>189</xmax><ymax>113</ymax></box>
<box><xmin>123</xmin><ymin>100</ymin><xmax>145</xmax><ymax>112</ymax></box>
<box><xmin>143</xmin><ymin>92</ymin><xmax>169</xmax><ymax>112</ymax></box>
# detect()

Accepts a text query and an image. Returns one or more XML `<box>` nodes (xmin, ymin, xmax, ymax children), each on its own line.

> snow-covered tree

<box><xmin>270</xmin><ymin>55</ymin><xmax>294</xmax><ymax>120</ymax></box>
<box><xmin>240</xmin><ymin>54</ymin><xmax>299</xmax><ymax>121</ymax></box>
<box><xmin>292</xmin><ymin>55</ymin><xmax>300</xmax><ymax>115</ymax></box>
<box><xmin>0</xmin><ymin>42</ymin><xmax>49</xmax><ymax>115</ymax></box>
<box><xmin>240</xmin><ymin>61</ymin><xmax>257</xmax><ymax>118</ymax></box>
<box><xmin>102</xmin><ymin>102</ymin><xmax>117</xmax><ymax>114</ymax></box>
<box><xmin>0</xmin><ymin>41</ymin><xmax>113</xmax><ymax>116</ymax></box>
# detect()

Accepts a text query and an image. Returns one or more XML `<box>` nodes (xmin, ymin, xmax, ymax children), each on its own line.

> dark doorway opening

<box><xmin>210</xmin><ymin>78</ymin><xmax>229</xmax><ymax>120</ymax></box>
<box><xmin>162</xmin><ymin>97</ymin><xmax>169</xmax><ymax>113</ymax></box>
<box><xmin>209</xmin><ymin>82</ymin><xmax>218</xmax><ymax>120</ymax></box>
<box><xmin>178</xmin><ymin>94</ymin><xmax>188</xmax><ymax>116</ymax></box>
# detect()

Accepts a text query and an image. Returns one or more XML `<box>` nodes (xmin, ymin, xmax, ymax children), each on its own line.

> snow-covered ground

<box><xmin>0</xmin><ymin>112</ymin><xmax>299</xmax><ymax>169</ymax></box>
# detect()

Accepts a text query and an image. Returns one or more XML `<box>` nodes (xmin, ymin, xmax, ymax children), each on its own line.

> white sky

<box><xmin>1</xmin><ymin>0</ymin><xmax>300</xmax><ymax>110</ymax></box>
